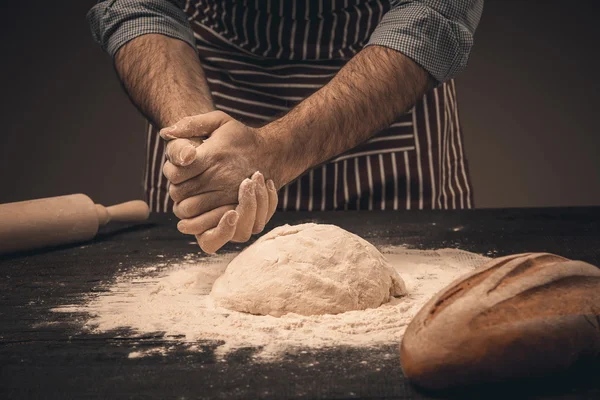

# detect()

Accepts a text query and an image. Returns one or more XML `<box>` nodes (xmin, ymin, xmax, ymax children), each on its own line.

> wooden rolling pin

<box><xmin>0</xmin><ymin>194</ymin><xmax>149</xmax><ymax>254</ymax></box>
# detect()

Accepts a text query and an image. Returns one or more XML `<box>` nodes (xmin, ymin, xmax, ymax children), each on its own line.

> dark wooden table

<box><xmin>1</xmin><ymin>208</ymin><xmax>599</xmax><ymax>399</ymax></box>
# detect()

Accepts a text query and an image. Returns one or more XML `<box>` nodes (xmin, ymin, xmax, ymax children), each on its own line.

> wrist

<box><xmin>256</xmin><ymin>122</ymin><xmax>309</xmax><ymax>189</ymax></box>
<box><xmin>161</xmin><ymin>104</ymin><xmax>216</xmax><ymax>129</ymax></box>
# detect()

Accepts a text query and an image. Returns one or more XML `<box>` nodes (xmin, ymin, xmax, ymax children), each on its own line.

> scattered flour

<box><xmin>52</xmin><ymin>246</ymin><xmax>489</xmax><ymax>360</ymax></box>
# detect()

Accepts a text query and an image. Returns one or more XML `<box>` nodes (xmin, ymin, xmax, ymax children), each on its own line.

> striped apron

<box><xmin>144</xmin><ymin>0</ymin><xmax>473</xmax><ymax>212</ymax></box>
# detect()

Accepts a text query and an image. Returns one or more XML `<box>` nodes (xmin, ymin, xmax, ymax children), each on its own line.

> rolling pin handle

<box><xmin>95</xmin><ymin>201</ymin><xmax>150</xmax><ymax>226</ymax></box>
<box><xmin>95</xmin><ymin>204</ymin><xmax>111</xmax><ymax>226</ymax></box>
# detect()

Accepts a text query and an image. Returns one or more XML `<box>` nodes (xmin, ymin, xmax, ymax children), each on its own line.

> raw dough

<box><xmin>209</xmin><ymin>223</ymin><xmax>407</xmax><ymax>317</ymax></box>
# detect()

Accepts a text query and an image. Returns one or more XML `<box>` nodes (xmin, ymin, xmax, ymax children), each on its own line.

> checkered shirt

<box><xmin>87</xmin><ymin>0</ymin><xmax>483</xmax><ymax>83</ymax></box>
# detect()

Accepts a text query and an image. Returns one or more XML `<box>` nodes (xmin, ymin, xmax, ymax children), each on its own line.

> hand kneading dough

<box><xmin>209</xmin><ymin>223</ymin><xmax>406</xmax><ymax>317</ymax></box>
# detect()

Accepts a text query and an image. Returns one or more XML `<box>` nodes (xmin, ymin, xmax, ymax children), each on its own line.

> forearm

<box><xmin>262</xmin><ymin>45</ymin><xmax>433</xmax><ymax>186</ymax></box>
<box><xmin>114</xmin><ymin>34</ymin><xmax>215</xmax><ymax>128</ymax></box>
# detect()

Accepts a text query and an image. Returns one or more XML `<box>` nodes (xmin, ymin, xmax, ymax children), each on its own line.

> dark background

<box><xmin>1</xmin><ymin>0</ymin><xmax>598</xmax><ymax>209</ymax></box>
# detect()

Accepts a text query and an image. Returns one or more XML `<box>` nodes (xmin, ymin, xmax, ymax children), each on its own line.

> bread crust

<box><xmin>400</xmin><ymin>253</ymin><xmax>600</xmax><ymax>390</ymax></box>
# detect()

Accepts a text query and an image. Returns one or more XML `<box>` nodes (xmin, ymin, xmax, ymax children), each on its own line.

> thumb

<box><xmin>160</xmin><ymin>110</ymin><xmax>233</xmax><ymax>140</ymax></box>
<box><xmin>165</xmin><ymin>138</ymin><xmax>198</xmax><ymax>167</ymax></box>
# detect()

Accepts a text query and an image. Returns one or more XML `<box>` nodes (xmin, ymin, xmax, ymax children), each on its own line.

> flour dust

<box><xmin>52</xmin><ymin>247</ymin><xmax>489</xmax><ymax>360</ymax></box>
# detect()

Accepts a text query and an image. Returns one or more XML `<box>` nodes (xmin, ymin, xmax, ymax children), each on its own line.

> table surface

<box><xmin>1</xmin><ymin>207</ymin><xmax>600</xmax><ymax>399</ymax></box>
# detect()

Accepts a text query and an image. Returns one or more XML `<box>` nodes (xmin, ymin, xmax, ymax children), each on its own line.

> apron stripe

<box><xmin>143</xmin><ymin>123</ymin><xmax>153</xmax><ymax>195</ymax></box>
<box><xmin>315</xmin><ymin>0</ymin><xmax>325</xmax><ymax>60</ymax></box>
<box><xmin>353</xmin><ymin>157</ymin><xmax>362</xmax><ymax>210</ymax></box>
<box><xmin>412</xmin><ymin>105</ymin><xmax>424</xmax><ymax>210</ymax></box>
<box><xmin>215</xmin><ymin>104</ymin><xmax>273</xmax><ymax>121</ymax></box>
<box><xmin>201</xmin><ymin>64</ymin><xmax>337</xmax><ymax>79</ymax></box>
<box><xmin>422</xmin><ymin>94</ymin><xmax>437</xmax><ymax>209</ymax></box>
<box><xmin>297</xmin><ymin>173</ymin><xmax>303</xmax><ymax>212</ymax></box>
<box><xmin>366</xmin><ymin>155</ymin><xmax>375</xmax><ymax>211</ymax></box>
<box><xmin>202</xmin><ymin>56</ymin><xmax>344</xmax><ymax>71</ymax></box>
<box><xmin>328</xmin><ymin>8</ymin><xmax>338</xmax><ymax>59</ymax></box>
<box><xmin>302</xmin><ymin>2</ymin><xmax>310</xmax><ymax>60</ymax></box>
<box><xmin>377</xmin><ymin>154</ymin><xmax>386</xmax><ymax>210</ymax></box>
<box><xmin>443</xmin><ymin>85</ymin><xmax>457</xmax><ymax>209</ymax></box>
<box><xmin>451</xmin><ymin>111</ymin><xmax>465</xmax><ymax>209</ymax></box>
<box><xmin>288</xmin><ymin>177</ymin><xmax>298</xmax><ymax>210</ymax></box>
<box><xmin>330</xmin><ymin>147</ymin><xmax>415</xmax><ymax>162</ymax></box>
<box><xmin>450</xmin><ymin>80</ymin><xmax>473</xmax><ymax>208</ymax></box>
<box><xmin>321</xmin><ymin>164</ymin><xmax>327</xmax><ymax>211</ymax></box>
<box><xmin>362</xmin><ymin>1</ymin><xmax>374</xmax><ymax>48</ymax></box>
<box><xmin>446</xmin><ymin>84</ymin><xmax>464</xmax><ymax>209</ymax></box>
<box><xmin>367</xmin><ymin>134</ymin><xmax>413</xmax><ymax>143</ymax></box>
<box><xmin>308</xmin><ymin>169</ymin><xmax>314</xmax><ymax>212</ymax></box>
<box><xmin>263</xmin><ymin>1</ymin><xmax>272</xmax><ymax>56</ymax></box>
<box><xmin>148</xmin><ymin>126</ymin><xmax>161</xmax><ymax>212</ymax></box>
<box><xmin>219</xmin><ymin>1</ymin><xmax>228</xmax><ymax>35</ymax></box>
<box><xmin>250</xmin><ymin>8</ymin><xmax>262</xmax><ymax>53</ymax></box>
<box><xmin>231</xmin><ymin>3</ymin><xmax>239</xmax><ymax>41</ymax></box>
<box><xmin>240</xmin><ymin>4</ymin><xmax>249</xmax><ymax>47</ymax></box>
<box><xmin>155</xmin><ymin>145</ymin><xmax>168</xmax><ymax>212</ymax></box>
<box><xmin>212</xmin><ymin>92</ymin><xmax>289</xmax><ymax>111</ymax></box>
<box><xmin>339</xmin><ymin>5</ymin><xmax>350</xmax><ymax>57</ymax></box>
<box><xmin>353</xmin><ymin>2</ymin><xmax>363</xmax><ymax>53</ymax></box>
<box><xmin>391</xmin><ymin>152</ymin><xmax>399</xmax><ymax>210</ymax></box>
<box><xmin>288</xmin><ymin>1</ymin><xmax>297</xmax><ymax>60</ymax></box>
<box><xmin>276</xmin><ymin>2</ymin><xmax>284</xmax><ymax>58</ymax></box>
<box><xmin>199</xmin><ymin>1</ymin><xmax>211</xmax><ymax>26</ymax></box>
<box><xmin>403</xmin><ymin>151</ymin><xmax>411</xmax><ymax>210</ymax></box>
<box><xmin>207</xmin><ymin>78</ymin><xmax>304</xmax><ymax>102</ymax></box>
<box><xmin>282</xmin><ymin>184</ymin><xmax>289</xmax><ymax>210</ymax></box>
<box><xmin>449</xmin><ymin>85</ymin><xmax>462</xmax><ymax>209</ymax></box>
<box><xmin>332</xmin><ymin>161</ymin><xmax>339</xmax><ymax>210</ymax></box>
<box><xmin>433</xmin><ymin>88</ymin><xmax>445</xmax><ymax>209</ymax></box>
<box><xmin>342</xmin><ymin>159</ymin><xmax>349</xmax><ymax>210</ymax></box>
<box><xmin>440</xmin><ymin>86</ymin><xmax>449</xmax><ymax>209</ymax></box>
<box><xmin>163</xmin><ymin>180</ymin><xmax>170</xmax><ymax>212</ymax></box>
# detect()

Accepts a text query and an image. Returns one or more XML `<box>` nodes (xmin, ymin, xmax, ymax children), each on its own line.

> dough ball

<box><xmin>209</xmin><ymin>223</ymin><xmax>406</xmax><ymax>317</ymax></box>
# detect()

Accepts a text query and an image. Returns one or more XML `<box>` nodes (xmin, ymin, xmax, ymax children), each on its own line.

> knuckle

<box><xmin>164</xmin><ymin>165</ymin><xmax>188</xmax><ymax>185</ymax></box>
<box><xmin>174</xmin><ymin>200</ymin><xmax>196</xmax><ymax>219</ymax></box>
<box><xmin>173</xmin><ymin>203</ymin><xmax>185</xmax><ymax>219</ymax></box>
<box><xmin>169</xmin><ymin>184</ymin><xmax>182</xmax><ymax>203</ymax></box>
<box><xmin>252</xmin><ymin>225</ymin><xmax>264</xmax><ymax>235</ymax></box>
<box><xmin>162</xmin><ymin>162</ymin><xmax>174</xmax><ymax>180</ymax></box>
<box><xmin>179</xmin><ymin>202</ymin><xmax>195</xmax><ymax>219</ymax></box>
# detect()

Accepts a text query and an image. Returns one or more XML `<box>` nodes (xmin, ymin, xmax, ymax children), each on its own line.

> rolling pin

<box><xmin>0</xmin><ymin>194</ymin><xmax>150</xmax><ymax>254</ymax></box>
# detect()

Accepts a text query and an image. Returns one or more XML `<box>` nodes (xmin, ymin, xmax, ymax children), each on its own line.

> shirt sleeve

<box><xmin>366</xmin><ymin>0</ymin><xmax>484</xmax><ymax>83</ymax></box>
<box><xmin>87</xmin><ymin>0</ymin><xmax>196</xmax><ymax>57</ymax></box>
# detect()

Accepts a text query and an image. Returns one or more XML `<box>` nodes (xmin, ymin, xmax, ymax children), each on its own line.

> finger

<box><xmin>168</xmin><ymin>170</ymin><xmax>218</xmax><ymax>203</ymax></box>
<box><xmin>162</xmin><ymin>155</ymin><xmax>209</xmax><ymax>185</ymax></box>
<box><xmin>197</xmin><ymin>210</ymin><xmax>239</xmax><ymax>254</ymax></box>
<box><xmin>266</xmin><ymin>179</ymin><xmax>279</xmax><ymax>222</ymax></box>
<box><xmin>177</xmin><ymin>204</ymin><xmax>236</xmax><ymax>236</ymax></box>
<box><xmin>165</xmin><ymin>138</ymin><xmax>198</xmax><ymax>167</ymax></box>
<box><xmin>231</xmin><ymin>179</ymin><xmax>257</xmax><ymax>243</ymax></box>
<box><xmin>159</xmin><ymin>111</ymin><xmax>233</xmax><ymax>140</ymax></box>
<box><xmin>173</xmin><ymin>191</ymin><xmax>234</xmax><ymax>219</ymax></box>
<box><xmin>251</xmin><ymin>172</ymin><xmax>269</xmax><ymax>235</ymax></box>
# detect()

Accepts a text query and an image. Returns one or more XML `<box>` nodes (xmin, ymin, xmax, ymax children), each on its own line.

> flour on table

<box><xmin>52</xmin><ymin>243</ymin><xmax>489</xmax><ymax>360</ymax></box>
<box><xmin>211</xmin><ymin>223</ymin><xmax>406</xmax><ymax>317</ymax></box>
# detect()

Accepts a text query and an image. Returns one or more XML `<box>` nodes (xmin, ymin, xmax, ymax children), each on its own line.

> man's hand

<box><xmin>160</xmin><ymin>111</ymin><xmax>283</xmax><ymax>253</ymax></box>
<box><xmin>160</xmin><ymin>111</ymin><xmax>292</xmax><ymax>220</ymax></box>
<box><xmin>187</xmin><ymin>173</ymin><xmax>278</xmax><ymax>254</ymax></box>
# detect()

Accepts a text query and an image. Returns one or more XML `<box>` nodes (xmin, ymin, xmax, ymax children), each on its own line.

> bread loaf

<box><xmin>400</xmin><ymin>253</ymin><xmax>600</xmax><ymax>390</ymax></box>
